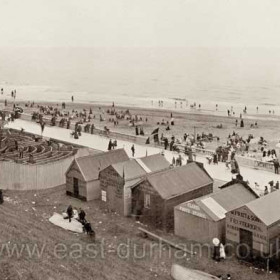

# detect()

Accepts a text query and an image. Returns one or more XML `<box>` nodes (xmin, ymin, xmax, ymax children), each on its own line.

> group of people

<box><xmin>263</xmin><ymin>180</ymin><xmax>280</xmax><ymax>195</ymax></box>
<box><xmin>65</xmin><ymin>205</ymin><xmax>95</xmax><ymax>238</ymax></box>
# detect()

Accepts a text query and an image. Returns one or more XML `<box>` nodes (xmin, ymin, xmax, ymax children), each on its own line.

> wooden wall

<box><xmin>132</xmin><ymin>181</ymin><xmax>213</xmax><ymax>231</ymax></box>
<box><xmin>226</xmin><ymin>206</ymin><xmax>269</xmax><ymax>254</ymax></box>
<box><xmin>0</xmin><ymin>156</ymin><xmax>74</xmax><ymax>190</ymax></box>
<box><xmin>174</xmin><ymin>207</ymin><xmax>224</xmax><ymax>244</ymax></box>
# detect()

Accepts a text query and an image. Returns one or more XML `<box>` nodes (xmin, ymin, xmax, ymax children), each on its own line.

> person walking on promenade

<box><xmin>131</xmin><ymin>144</ymin><xmax>135</xmax><ymax>157</ymax></box>
<box><xmin>274</xmin><ymin>158</ymin><xmax>279</xmax><ymax>174</ymax></box>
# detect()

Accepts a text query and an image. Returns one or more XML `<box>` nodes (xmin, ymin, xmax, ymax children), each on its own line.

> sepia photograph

<box><xmin>0</xmin><ymin>0</ymin><xmax>280</xmax><ymax>279</ymax></box>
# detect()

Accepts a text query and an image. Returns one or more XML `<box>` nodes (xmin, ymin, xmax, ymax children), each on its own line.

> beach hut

<box><xmin>131</xmin><ymin>162</ymin><xmax>214</xmax><ymax>231</ymax></box>
<box><xmin>99</xmin><ymin>153</ymin><xmax>170</xmax><ymax>216</ymax></box>
<box><xmin>66</xmin><ymin>149</ymin><xmax>129</xmax><ymax>201</ymax></box>
<box><xmin>226</xmin><ymin>190</ymin><xmax>280</xmax><ymax>259</ymax></box>
<box><xmin>174</xmin><ymin>181</ymin><xmax>258</xmax><ymax>244</ymax></box>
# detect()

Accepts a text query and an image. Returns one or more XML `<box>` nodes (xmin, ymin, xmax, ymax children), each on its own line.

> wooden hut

<box><xmin>66</xmin><ymin>149</ymin><xmax>129</xmax><ymax>201</ymax></box>
<box><xmin>226</xmin><ymin>190</ymin><xmax>280</xmax><ymax>259</ymax></box>
<box><xmin>174</xmin><ymin>181</ymin><xmax>258</xmax><ymax>244</ymax></box>
<box><xmin>99</xmin><ymin>153</ymin><xmax>170</xmax><ymax>216</ymax></box>
<box><xmin>131</xmin><ymin>162</ymin><xmax>214</xmax><ymax>231</ymax></box>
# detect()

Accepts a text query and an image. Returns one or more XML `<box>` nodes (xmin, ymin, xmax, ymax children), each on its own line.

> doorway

<box><xmin>239</xmin><ymin>228</ymin><xmax>253</xmax><ymax>259</ymax></box>
<box><xmin>73</xmin><ymin>178</ymin><xmax>79</xmax><ymax>197</ymax></box>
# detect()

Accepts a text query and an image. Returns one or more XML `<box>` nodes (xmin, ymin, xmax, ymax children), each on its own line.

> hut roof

<box><xmin>178</xmin><ymin>183</ymin><xmax>258</xmax><ymax>222</ymax></box>
<box><xmin>72</xmin><ymin>149</ymin><xmax>129</xmax><ymax>182</ymax></box>
<box><xmin>111</xmin><ymin>154</ymin><xmax>170</xmax><ymax>181</ymax></box>
<box><xmin>146</xmin><ymin>162</ymin><xmax>213</xmax><ymax>200</ymax></box>
<box><xmin>245</xmin><ymin>190</ymin><xmax>280</xmax><ymax>226</ymax></box>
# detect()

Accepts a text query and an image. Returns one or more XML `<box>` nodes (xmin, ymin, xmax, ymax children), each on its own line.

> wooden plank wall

<box><xmin>0</xmin><ymin>156</ymin><xmax>74</xmax><ymax>190</ymax></box>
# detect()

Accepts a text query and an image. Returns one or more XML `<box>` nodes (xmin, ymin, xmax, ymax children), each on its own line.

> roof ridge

<box><xmin>77</xmin><ymin>148</ymin><xmax>126</xmax><ymax>161</ymax></box>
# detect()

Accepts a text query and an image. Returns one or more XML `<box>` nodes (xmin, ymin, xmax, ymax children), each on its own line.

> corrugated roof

<box><xmin>146</xmin><ymin>162</ymin><xmax>213</xmax><ymax>200</ymax></box>
<box><xmin>177</xmin><ymin>183</ymin><xmax>258</xmax><ymax>222</ymax></box>
<box><xmin>111</xmin><ymin>154</ymin><xmax>170</xmax><ymax>181</ymax></box>
<box><xmin>245</xmin><ymin>190</ymin><xmax>280</xmax><ymax>226</ymax></box>
<box><xmin>74</xmin><ymin>149</ymin><xmax>129</xmax><ymax>181</ymax></box>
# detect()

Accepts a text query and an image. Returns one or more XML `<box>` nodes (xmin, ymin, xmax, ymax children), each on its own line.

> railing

<box><xmin>235</xmin><ymin>155</ymin><xmax>274</xmax><ymax>172</ymax></box>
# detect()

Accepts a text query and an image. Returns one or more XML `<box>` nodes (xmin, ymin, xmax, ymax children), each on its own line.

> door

<box><xmin>239</xmin><ymin>228</ymin><xmax>253</xmax><ymax>259</ymax></box>
<box><xmin>73</xmin><ymin>178</ymin><xmax>79</xmax><ymax>197</ymax></box>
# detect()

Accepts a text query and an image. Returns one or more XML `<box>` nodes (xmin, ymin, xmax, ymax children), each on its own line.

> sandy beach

<box><xmin>3</xmin><ymin>98</ymin><xmax>280</xmax><ymax>152</ymax></box>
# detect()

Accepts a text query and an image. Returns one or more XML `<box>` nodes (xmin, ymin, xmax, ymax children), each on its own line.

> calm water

<box><xmin>0</xmin><ymin>47</ymin><xmax>280</xmax><ymax>114</ymax></box>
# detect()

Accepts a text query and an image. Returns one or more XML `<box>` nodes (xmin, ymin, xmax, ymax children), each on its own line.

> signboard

<box><xmin>226</xmin><ymin>206</ymin><xmax>268</xmax><ymax>252</ymax></box>
<box><xmin>179</xmin><ymin>202</ymin><xmax>207</xmax><ymax>220</ymax></box>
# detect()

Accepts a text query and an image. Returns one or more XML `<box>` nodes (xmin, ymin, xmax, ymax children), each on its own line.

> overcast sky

<box><xmin>0</xmin><ymin>0</ymin><xmax>279</xmax><ymax>48</ymax></box>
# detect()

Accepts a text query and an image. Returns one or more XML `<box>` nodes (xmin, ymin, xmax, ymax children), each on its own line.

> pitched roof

<box><xmin>146</xmin><ymin>162</ymin><xmax>213</xmax><ymax>200</ymax></box>
<box><xmin>245</xmin><ymin>190</ymin><xmax>280</xmax><ymax>226</ymax></box>
<box><xmin>195</xmin><ymin>183</ymin><xmax>258</xmax><ymax>221</ymax></box>
<box><xmin>140</xmin><ymin>153</ymin><xmax>170</xmax><ymax>172</ymax></box>
<box><xmin>111</xmin><ymin>153</ymin><xmax>170</xmax><ymax>181</ymax></box>
<box><xmin>73</xmin><ymin>149</ymin><xmax>129</xmax><ymax>181</ymax></box>
<box><xmin>220</xmin><ymin>179</ymin><xmax>259</xmax><ymax>197</ymax></box>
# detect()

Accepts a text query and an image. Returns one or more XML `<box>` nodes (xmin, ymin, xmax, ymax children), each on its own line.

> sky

<box><xmin>0</xmin><ymin>0</ymin><xmax>280</xmax><ymax>48</ymax></box>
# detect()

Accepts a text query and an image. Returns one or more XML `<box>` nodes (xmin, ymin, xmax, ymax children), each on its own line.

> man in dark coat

<box><xmin>274</xmin><ymin>159</ymin><xmax>279</xmax><ymax>174</ymax></box>
<box><xmin>66</xmin><ymin>205</ymin><xmax>73</xmax><ymax>223</ymax></box>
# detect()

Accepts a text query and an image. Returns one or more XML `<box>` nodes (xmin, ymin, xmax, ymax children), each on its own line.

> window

<box><xmin>144</xmin><ymin>193</ymin><xmax>151</xmax><ymax>209</ymax></box>
<box><xmin>101</xmin><ymin>190</ymin><xmax>107</xmax><ymax>202</ymax></box>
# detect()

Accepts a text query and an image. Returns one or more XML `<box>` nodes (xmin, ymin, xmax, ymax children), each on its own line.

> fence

<box><xmin>0</xmin><ymin>148</ymin><xmax>92</xmax><ymax>190</ymax></box>
<box><xmin>235</xmin><ymin>155</ymin><xmax>274</xmax><ymax>172</ymax></box>
<box><xmin>169</xmin><ymin>143</ymin><xmax>276</xmax><ymax>173</ymax></box>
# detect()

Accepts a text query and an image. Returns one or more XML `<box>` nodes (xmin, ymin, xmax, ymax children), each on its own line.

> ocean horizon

<box><xmin>0</xmin><ymin>47</ymin><xmax>280</xmax><ymax>115</ymax></box>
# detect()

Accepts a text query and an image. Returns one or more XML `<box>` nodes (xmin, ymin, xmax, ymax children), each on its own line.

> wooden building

<box><xmin>131</xmin><ymin>162</ymin><xmax>214</xmax><ymax>231</ymax></box>
<box><xmin>99</xmin><ymin>153</ymin><xmax>170</xmax><ymax>216</ymax></box>
<box><xmin>174</xmin><ymin>181</ymin><xmax>258</xmax><ymax>244</ymax></box>
<box><xmin>66</xmin><ymin>149</ymin><xmax>129</xmax><ymax>201</ymax></box>
<box><xmin>226</xmin><ymin>190</ymin><xmax>280</xmax><ymax>259</ymax></box>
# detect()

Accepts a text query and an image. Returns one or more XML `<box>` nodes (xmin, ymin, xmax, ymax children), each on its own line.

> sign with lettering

<box><xmin>226</xmin><ymin>206</ymin><xmax>268</xmax><ymax>252</ymax></box>
<box><xmin>179</xmin><ymin>202</ymin><xmax>207</xmax><ymax>220</ymax></box>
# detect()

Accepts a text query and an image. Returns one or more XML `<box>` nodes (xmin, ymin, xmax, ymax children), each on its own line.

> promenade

<box><xmin>6</xmin><ymin>119</ymin><xmax>280</xmax><ymax>194</ymax></box>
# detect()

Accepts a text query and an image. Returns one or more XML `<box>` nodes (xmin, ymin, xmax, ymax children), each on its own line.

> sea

<box><xmin>0</xmin><ymin>47</ymin><xmax>280</xmax><ymax>116</ymax></box>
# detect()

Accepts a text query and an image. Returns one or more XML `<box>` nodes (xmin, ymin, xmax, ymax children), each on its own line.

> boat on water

<box><xmin>171</xmin><ymin>264</ymin><xmax>220</xmax><ymax>280</ymax></box>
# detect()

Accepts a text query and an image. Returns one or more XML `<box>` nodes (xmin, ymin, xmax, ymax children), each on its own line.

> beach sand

<box><xmin>3</xmin><ymin>99</ymin><xmax>280</xmax><ymax>151</ymax></box>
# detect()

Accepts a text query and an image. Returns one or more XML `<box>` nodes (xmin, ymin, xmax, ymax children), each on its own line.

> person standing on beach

<box><xmin>71</xmin><ymin>96</ymin><xmax>74</xmax><ymax>102</ymax></box>
<box><xmin>131</xmin><ymin>144</ymin><xmax>135</xmax><ymax>157</ymax></box>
